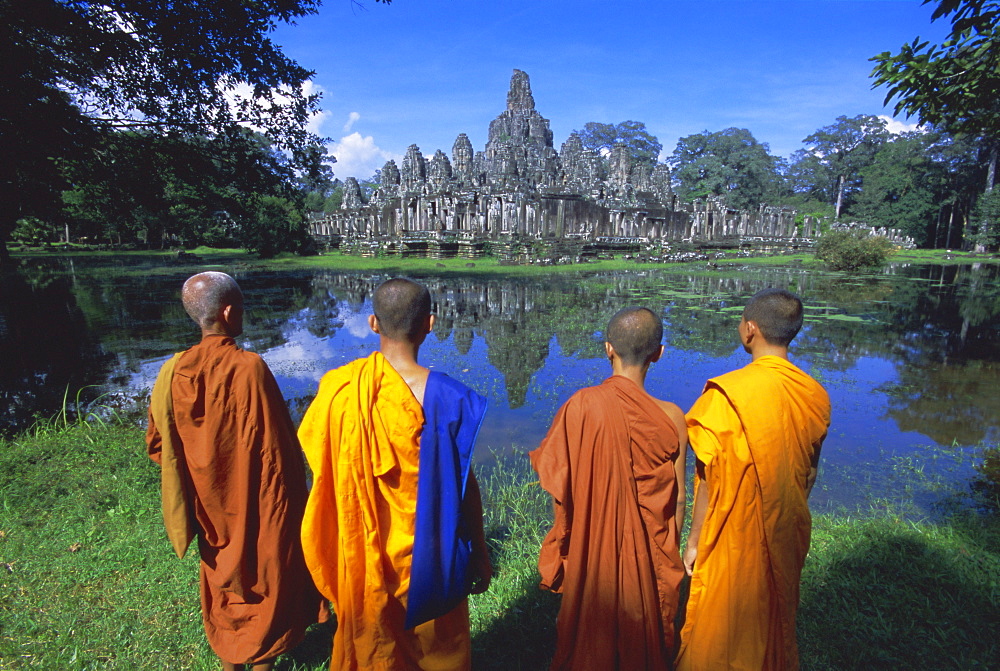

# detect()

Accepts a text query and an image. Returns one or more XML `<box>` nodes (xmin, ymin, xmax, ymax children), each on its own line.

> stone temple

<box><xmin>308</xmin><ymin>70</ymin><xmax>833</xmax><ymax>260</ymax></box>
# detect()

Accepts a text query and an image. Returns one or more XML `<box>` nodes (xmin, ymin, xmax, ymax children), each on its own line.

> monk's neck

<box><xmin>749</xmin><ymin>343</ymin><xmax>790</xmax><ymax>362</ymax></box>
<box><xmin>379</xmin><ymin>338</ymin><xmax>430</xmax><ymax>404</ymax></box>
<box><xmin>610</xmin><ymin>362</ymin><xmax>649</xmax><ymax>389</ymax></box>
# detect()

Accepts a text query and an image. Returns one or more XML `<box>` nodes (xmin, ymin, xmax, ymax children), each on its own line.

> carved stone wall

<box><xmin>309</xmin><ymin>69</ymin><xmax>907</xmax><ymax>254</ymax></box>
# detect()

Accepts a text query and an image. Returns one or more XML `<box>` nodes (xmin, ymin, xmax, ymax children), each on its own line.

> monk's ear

<box><xmin>368</xmin><ymin>314</ymin><xmax>380</xmax><ymax>334</ymax></box>
<box><xmin>426</xmin><ymin>314</ymin><xmax>436</xmax><ymax>333</ymax></box>
<box><xmin>605</xmin><ymin>341</ymin><xmax>615</xmax><ymax>361</ymax></box>
<box><xmin>648</xmin><ymin>344</ymin><xmax>664</xmax><ymax>365</ymax></box>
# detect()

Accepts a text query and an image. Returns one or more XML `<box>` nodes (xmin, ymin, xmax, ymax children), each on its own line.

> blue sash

<box><xmin>404</xmin><ymin>372</ymin><xmax>487</xmax><ymax>629</ymax></box>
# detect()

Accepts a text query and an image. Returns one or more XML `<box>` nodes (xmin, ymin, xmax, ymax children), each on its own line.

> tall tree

<box><xmin>0</xmin><ymin>0</ymin><xmax>358</xmax><ymax>265</ymax></box>
<box><xmin>871</xmin><ymin>0</ymin><xmax>1000</xmax><ymax>192</ymax></box>
<box><xmin>668</xmin><ymin>128</ymin><xmax>786</xmax><ymax>211</ymax></box>
<box><xmin>871</xmin><ymin>0</ymin><xmax>1000</xmax><ymax>247</ymax></box>
<box><xmin>853</xmin><ymin>131</ymin><xmax>942</xmax><ymax>244</ymax></box>
<box><xmin>574</xmin><ymin>121</ymin><xmax>663</xmax><ymax>168</ymax></box>
<box><xmin>796</xmin><ymin>115</ymin><xmax>890</xmax><ymax>220</ymax></box>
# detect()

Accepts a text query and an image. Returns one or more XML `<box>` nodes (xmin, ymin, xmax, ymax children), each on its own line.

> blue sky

<box><xmin>272</xmin><ymin>0</ymin><xmax>951</xmax><ymax>180</ymax></box>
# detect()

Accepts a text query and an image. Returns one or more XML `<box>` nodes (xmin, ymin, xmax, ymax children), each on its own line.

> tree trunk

<box><xmin>933</xmin><ymin>206</ymin><xmax>942</xmax><ymax>248</ymax></box>
<box><xmin>0</xmin><ymin>215</ymin><xmax>13</xmax><ymax>269</ymax></box>
<box><xmin>987</xmin><ymin>144</ymin><xmax>997</xmax><ymax>193</ymax></box>
<box><xmin>945</xmin><ymin>204</ymin><xmax>956</xmax><ymax>250</ymax></box>
<box><xmin>835</xmin><ymin>174</ymin><xmax>845</xmax><ymax>220</ymax></box>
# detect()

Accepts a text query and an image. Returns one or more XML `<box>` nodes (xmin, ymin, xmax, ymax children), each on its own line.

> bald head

<box><xmin>743</xmin><ymin>288</ymin><xmax>803</xmax><ymax>347</ymax></box>
<box><xmin>372</xmin><ymin>278</ymin><xmax>432</xmax><ymax>341</ymax></box>
<box><xmin>606</xmin><ymin>307</ymin><xmax>662</xmax><ymax>367</ymax></box>
<box><xmin>182</xmin><ymin>272</ymin><xmax>243</xmax><ymax>331</ymax></box>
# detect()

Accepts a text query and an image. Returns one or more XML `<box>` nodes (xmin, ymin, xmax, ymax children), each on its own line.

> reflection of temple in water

<box><xmin>310</xmin><ymin>70</ymin><xmax>822</xmax><ymax>259</ymax></box>
<box><xmin>305</xmin><ymin>268</ymin><xmax>832</xmax><ymax>407</ymax></box>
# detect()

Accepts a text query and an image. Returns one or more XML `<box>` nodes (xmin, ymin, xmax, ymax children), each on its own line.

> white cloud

<box><xmin>880</xmin><ymin>115</ymin><xmax>924</xmax><ymax>135</ymax></box>
<box><xmin>344</xmin><ymin>112</ymin><xmax>361</xmax><ymax>133</ymax></box>
<box><xmin>223</xmin><ymin>78</ymin><xmax>332</xmax><ymax>141</ymax></box>
<box><xmin>330</xmin><ymin>132</ymin><xmax>401</xmax><ymax>180</ymax></box>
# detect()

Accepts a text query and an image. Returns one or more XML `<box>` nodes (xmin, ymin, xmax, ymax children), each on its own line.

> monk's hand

<box><xmin>683</xmin><ymin>545</ymin><xmax>698</xmax><ymax>576</ymax></box>
<box><xmin>469</xmin><ymin>550</ymin><xmax>493</xmax><ymax>595</ymax></box>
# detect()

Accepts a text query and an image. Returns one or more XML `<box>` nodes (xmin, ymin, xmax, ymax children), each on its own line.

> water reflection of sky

<box><xmin>19</xmin><ymin>260</ymin><xmax>995</xmax><ymax>517</ymax></box>
<box><xmin>240</xmin><ymin>301</ymin><xmax>979</xmax><ymax>516</ymax></box>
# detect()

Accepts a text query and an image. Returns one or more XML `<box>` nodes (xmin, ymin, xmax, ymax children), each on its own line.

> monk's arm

<box><xmin>463</xmin><ymin>470</ymin><xmax>493</xmax><ymax>595</ymax></box>
<box><xmin>806</xmin><ymin>435</ymin><xmax>825</xmax><ymax>498</ymax></box>
<box><xmin>683</xmin><ymin>458</ymin><xmax>708</xmax><ymax>576</ymax></box>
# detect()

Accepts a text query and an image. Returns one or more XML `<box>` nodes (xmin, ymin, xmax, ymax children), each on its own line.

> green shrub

<box><xmin>815</xmin><ymin>229</ymin><xmax>896</xmax><ymax>271</ymax></box>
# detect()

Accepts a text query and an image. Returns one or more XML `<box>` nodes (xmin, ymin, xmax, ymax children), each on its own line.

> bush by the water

<box><xmin>816</xmin><ymin>229</ymin><xmax>896</xmax><ymax>271</ymax></box>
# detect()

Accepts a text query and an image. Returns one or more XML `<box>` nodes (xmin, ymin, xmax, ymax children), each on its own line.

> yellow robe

<box><xmin>676</xmin><ymin>356</ymin><xmax>830</xmax><ymax>671</ymax></box>
<box><xmin>298</xmin><ymin>352</ymin><xmax>470</xmax><ymax>671</ymax></box>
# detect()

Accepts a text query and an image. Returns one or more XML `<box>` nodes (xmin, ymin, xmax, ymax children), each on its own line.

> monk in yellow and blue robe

<box><xmin>677</xmin><ymin>288</ymin><xmax>831</xmax><ymax>671</ymax></box>
<box><xmin>298</xmin><ymin>278</ymin><xmax>492</xmax><ymax>671</ymax></box>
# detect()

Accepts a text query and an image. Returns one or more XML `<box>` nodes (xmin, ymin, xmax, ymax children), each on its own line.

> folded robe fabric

<box><xmin>148</xmin><ymin>352</ymin><xmax>194</xmax><ymax>559</ymax></box>
<box><xmin>531</xmin><ymin>375</ymin><xmax>684</xmax><ymax>670</ymax></box>
<box><xmin>677</xmin><ymin>355</ymin><xmax>830</xmax><ymax>671</ymax></box>
<box><xmin>406</xmin><ymin>372</ymin><xmax>487</xmax><ymax>629</ymax></box>
<box><xmin>146</xmin><ymin>335</ymin><xmax>325</xmax><ymax>665</ymax></box>
<box><xmin>299</xmin><ymin>352</ymin><xmax>486</xmax><ymax>670</ymax></box>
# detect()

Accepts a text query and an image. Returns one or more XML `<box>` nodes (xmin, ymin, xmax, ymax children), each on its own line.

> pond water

<box><xmin>3</xmin><ymin>255</ymin><xmax>999</xmax><ymax>515</ymax></box>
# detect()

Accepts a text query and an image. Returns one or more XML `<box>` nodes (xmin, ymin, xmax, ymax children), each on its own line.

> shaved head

<box><xmin>607</xmin><ymin>307</ymin><xmax>662</xmax><ymax>366</ymax></box>
<box><xmin>743</xmin><ymin>288</ymin><xmax>803</xmax><ymax>346</ymax></box>
<box><xmin>373</xmin><ymin>278</ymin><xmax>432</xmax><ymax>340</ymax></box>
<box><xmin>182</xmin><ymin>272</ymin><xmax>243</xmax><ymax>329</ymax></box>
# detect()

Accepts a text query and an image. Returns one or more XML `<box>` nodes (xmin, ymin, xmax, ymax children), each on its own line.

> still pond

<box><xmin>3</xmin><ymin>255</ymin><xmax>999</xmax><ymax>515</ymax></box>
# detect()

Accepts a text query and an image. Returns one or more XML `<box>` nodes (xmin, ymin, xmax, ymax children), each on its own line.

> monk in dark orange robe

<box><xmin>531</xmin><ymin>306</ymin><xmax>688</xmax><ymax>670</ymax></box>
<box><xmin>677</xmin><ymin>288</ymin><xmax>831</xmax><ymax>671</ymax></box>
<box><xmin>298</xmin><ymin>278</ymin><xmax>492</xmax><ymax>670</ymax></box>
<box><xmin>146</xmin><ymin>272</ymin><xmax>326</xmax><ymax>671</ymax></box>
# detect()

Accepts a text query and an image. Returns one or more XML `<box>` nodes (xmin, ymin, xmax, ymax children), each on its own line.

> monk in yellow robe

<box><xmin>531</xmin><ymin>306</ymin><xmax>688</xmax><ymax>670</ymax></box>
<box><xmin>146</xmin><ymin>272</ymin><xmax>326</xmax><ymax>671</ymax></box>
<box><xmin>676</xmin><ymin>288</ymin><xmax>831</xmax><ymax>671</ymax></box>
<box><xmin>298</xmin><ymin>278</ymin><xmax>492</xmax><ymax>670</ymax></box>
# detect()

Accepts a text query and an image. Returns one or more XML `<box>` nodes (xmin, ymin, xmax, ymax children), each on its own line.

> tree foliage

<box><xmin>852</xmin><ymin>131</ymin><xmax>942</xmax><ymax>244</ymax></box>
<box><xmin>0</xmin><ymin>0</ymin><xmax>344</xmax><ymax>263</ymax></box>
<box><xmin>871</xmin><ymin>0</ymin><xmax>1000</xmax><ymax>140</ymax></box>
<box><xmin>794</xmin><ymin>115</ymin><xmax>890</xmax><ymax>219</ymax></box>
<box><xmin>574</xmin><ymin>121</ymin><xmax>663</xmax><ymax>167</ymax></box>
<box><xmin>668</xmin><ymin>128</ymin><xmax>786</xmax><ymax>210</ymax></box>
<box><xmin>973</xmin><ymin>188</ymin><xmax>1000</xmax><ymax>249</ymax></box>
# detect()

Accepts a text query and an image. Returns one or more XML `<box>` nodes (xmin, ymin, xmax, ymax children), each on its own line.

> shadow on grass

<box><xmin>277</xmin><ymin>620</ymin><xmax>334</xmax><ymax>670</ymax></box>
<box><xmin>470</xmin><ymin>561</ymin><xmax>560</xmax><ymax>670</ymax></box>
<box><xmin>799</xmin><ymin>516</ymin><xmax>1000</xmax><ymax>669</ymax></box>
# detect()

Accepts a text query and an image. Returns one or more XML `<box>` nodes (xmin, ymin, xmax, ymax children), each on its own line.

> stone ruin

<box><xmin>308</xmin><ymin>69</ymin><xmax>820</xmax><ymax>261</ymax></box>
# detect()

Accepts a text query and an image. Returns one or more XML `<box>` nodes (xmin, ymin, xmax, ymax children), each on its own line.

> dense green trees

<box><xmin>872</xmin><ymin>0</ymin><xmax>1000</xmax><ymax>247</ymax></box>
<box><xmin>668</xmin><ymin>128</ymin><xmax>787</xmax><ymax>211</ymax></box>
<box><xmin>1</xmin><ymin>0</ymin><xmax>340</xmax><ymax>263</ymax></box>
<box><xmin>574</xmin><ymin>121</ymin><xmax>663</xmax><ymax>167</ymax></box>
<box><xmin>792</xmin><ymin>115</ymin><xmax>891</xmax><ymax>220</ymax></box>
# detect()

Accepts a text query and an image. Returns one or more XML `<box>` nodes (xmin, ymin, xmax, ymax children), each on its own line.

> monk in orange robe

<box><xmin>676</xmin><ymin>288</ymin><xmax>831</xmax><ymax>671</ymax></box>
<box><xmin>531</xmin><ymin>306</ymin><xmax>688</xmax><ymax>670</ymax></box>
<box><xmin>298</xmin><ymin>278</ymin><xmax>492</xmax><ymax>670</ymax></box>
<box><xmin>146</xmin><ymin>272</ymin><xmax>326</xmax><ymax>671</ymax></box>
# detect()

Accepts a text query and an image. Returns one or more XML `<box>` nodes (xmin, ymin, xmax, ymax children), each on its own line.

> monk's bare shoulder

<box><xmin>652</xmin><ymin>397</ymin><xmax>687</xmax><ymax>439</ymax></box>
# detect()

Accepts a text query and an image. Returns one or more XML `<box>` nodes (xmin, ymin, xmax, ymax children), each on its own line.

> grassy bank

<box><xmin>1</xmin><ymin>421</ymin><xmax>997</xmax><ymax>669</ymax></box>
<box><xmin>13</xmin><ymin>244</ymin><xmax>999</xmax><ymax>279</ymax></box>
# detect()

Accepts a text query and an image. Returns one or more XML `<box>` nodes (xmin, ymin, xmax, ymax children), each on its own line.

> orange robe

<box><xmin>146</xmin><ymin>335</ymin><xmax>325</xmax><ymax>665</ymax></box>
<box><xmin>676</xmin><ymin>355</ymin><xmax>830</xmax><ymax>671</ymax></box>
<box><xmin>298</xmin><ymin>352</ymin><xmax>471</xmax><ymax>671</ymax></box>
<box><xmin>530</xmin><ymin>375</ymin><xmax>684</xmax><ymax>670</ymax></box>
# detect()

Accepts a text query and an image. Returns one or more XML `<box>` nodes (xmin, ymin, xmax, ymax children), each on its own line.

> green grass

<box><xmin>1</xmin><ymin>421</ymin><xmax>998</xmax><ymax>669</ymax></box>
